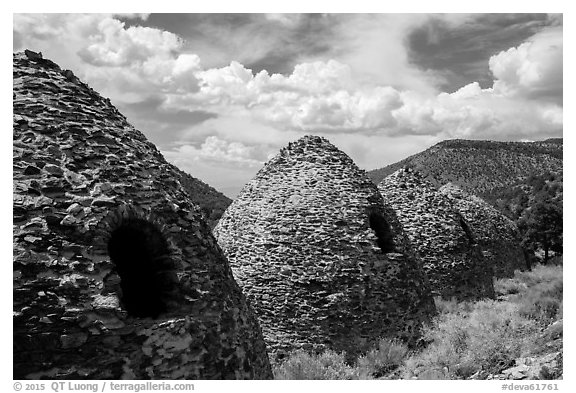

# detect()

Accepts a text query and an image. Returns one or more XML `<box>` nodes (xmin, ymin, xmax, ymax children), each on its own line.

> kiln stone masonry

<box><xmin>13</xmin><ymin>51</ymin><xmax>272</xmax><ymax>379</ymax></box>
<box><xmin>378</xmin><ymin>168</ymin><xmax>495</xmax><ymax>300</ymax></box>
<box><xmin>214</xmin><ymin>136</ymin><xmax>436</xmax><ymax>361</ymax></box>
<box><xmin>439</xmin><ymin>183</ymin><xmax>527</xmax><ymax>277</ymax></box>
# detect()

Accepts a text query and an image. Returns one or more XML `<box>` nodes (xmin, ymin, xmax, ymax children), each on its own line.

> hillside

<box><xmin>367</xmin><ymin>139</ymin><xmax>563</xmax><ymax>205</ymax></box>
<box><xmin>175</xmin><ymin>169</ymin><xmax>232</xmax><ymax>228</ymax></box>
<box><xmin>487</xmin><ymin>171</ymin><xmax>563</xmax><ymax>220</ymax></box>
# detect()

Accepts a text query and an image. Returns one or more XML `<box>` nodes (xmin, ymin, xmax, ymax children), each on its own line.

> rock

<box><xmin>495</xmin><ymin>351</ymin><xmax>562</xmax><ymax>380</ymax></box>
<box><xmin>60</xmin><ymin>214</ymin><xmax>79</xmax><ymax>226</ymax></box>
<box><xmin>43</xmin><ymin>164</ymin><xmax>64</xmax><ymax>177</ymax></box>
<box><xmin>23</xmin><ymin>165</ymin><xmax>41</xmax><ymax>175</ymax></box>
<box><xmin>66</xmin><ymin>203</ymin><xmax>83</xmax><ymax>215</ymax></box>
<box><xmin>91</xmin><ymin>196</ymin><xmax>116</xmax><ymax>207</ymax></box>
<box><xmin>61</xmin><ymin>69</ymin><xmax>78</xmax><ymax>83</ymax></box>
<box><xmin>24</xmin><ymin>49</ymin><xmax>42</xmax><ymax>60</ymax></box>
<box><xmin>60</xmin><ymin>333</ymin><xmax>88</xmax><ymax>349</ymax></box>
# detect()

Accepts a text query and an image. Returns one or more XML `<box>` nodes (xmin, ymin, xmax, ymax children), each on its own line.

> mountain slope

<box><xmin>368</xmin><ymin>139</ymin><xmax>562</xmax><ymax>205</ymax></box>
<box><xmin>175</xmin><ymin>169</ymin><xmax>232</xmax><ymax>228</ymax></box>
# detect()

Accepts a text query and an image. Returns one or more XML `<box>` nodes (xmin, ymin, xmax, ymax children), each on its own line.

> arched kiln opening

<box><xmin>107</xmin><ymin>218</ymin><xmax>177</xmax><ymax>318</ymax></box>
<box><xmin>368</xmin><ymin>212</ymin><xmax>395</xmax><ymax>253</ymax></box>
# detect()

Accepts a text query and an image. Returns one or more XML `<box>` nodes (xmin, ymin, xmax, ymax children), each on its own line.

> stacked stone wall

<box><xmin>439</xmin><ymin>183</ymin><xmax>527</xmax><ymax>277</ymax></box>
<box><xmin>215</xmin><ymin>136</ymin><xmax>436</xmax><ymax>361</ymax></box>
<box><xmin>13</xmin><ymin>51</ymin><xmax>272</xmax><ymax>379</ymax></box>
<box><xmin>378</xmin><ymin>168</ymin><xmax>495</xmax><ymax>300</ymax></box>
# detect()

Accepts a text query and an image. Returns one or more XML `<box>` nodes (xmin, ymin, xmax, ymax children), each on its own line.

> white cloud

<box><xmin>489</xmin><ymin>26</ymin><xmax>562</xmax><ymax>101</ymax></box>
<box><xmin>324</xmin><ymin>14</ymin><xmax>450</xmax><ymax>94</ymax></box>
<box><xmin>264</xmin><ymin>13</ymin><xmax>303</xmax><ymax>27</ymax></box>
<box><xmin>13</xmin><ymin>14</ymin><xmax>202</xmax><ymax>104</ymax></box>
<box><xmin>15</xmin><ymin>13</ymin><xmax>562</xmax><ymax>142</ymax></box>
<box><xmin>164</xmin><ymin>136</ymin><xmax>265</xmax><ymax>169</ymax></box>
<box><xmin>13</xmin><ymin>13</ymin><xmax>563</xmax><ymax>195</ymax></box>
<box><xmin>386</xmin><ymin>83</ymin><xmax>562</xmax><ymax>140</ymax></box>
<box><xmin>77</xmin><ymin>19</ymin><xmax>182</xmax><ymax>67</ymax></box>
<box><xmin>165</xmin><ymin>59</ymin><xmax>404</xmax><ymax>132</ymax></box>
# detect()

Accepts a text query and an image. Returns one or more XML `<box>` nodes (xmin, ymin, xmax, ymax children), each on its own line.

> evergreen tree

<box><xmin>517</xmin><ymin>200</ymin><xmax>563</xmax><ymax>264</ymax></box>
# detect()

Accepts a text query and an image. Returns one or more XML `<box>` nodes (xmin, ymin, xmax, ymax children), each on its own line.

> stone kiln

<box><xmin>378</xmin><ymin>168</ymin><xmax>495</xmax><ymax>300</ymax></box>
<box><xmin>439</xmin><ymin>183</ymin><xmax>527</xmax><ymax>277</ymax></box>
<box><xmin>13</xmin><ymin>51</ymin><xmax>272</xmax><ymax>379</ymax></box>
<box><xmin>214</xmin><ymin>136</ymin><xmax>436</xmax><ymax>361</ymax></box>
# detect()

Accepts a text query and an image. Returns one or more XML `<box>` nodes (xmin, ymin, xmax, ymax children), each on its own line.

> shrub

<box><xmin>517</xmin><ymin>282</ymin><xmax>562</xmax><ymax>324</ymax></box>
<box><xmin>401</xmin><ymin>300</ymin><xmax>539</xmax><ymax>379</ymax></box>
<box><xmin>494</xmin><ymin>277</ymin><xmax>526</xmax><ymax>296</ymax></box>
<box><xmin>434</xmin><ymin>296</ymin><xmax>474</xmax><ymax>314</ymax></box>
<box><xmin>273</xmin><ymin>349</ymin><xmax>358</xmax><ymax>380</ymax></box>
<box><xmin>514</xmin><ymin>264</ymin><xmax>562</xmax><ymax>288</ymax></box>
<box><xmin>540</xmin><ymin>320</ymin><xmax>562</xmax><ymax>343</ymax></box>
<box><xmin>512</xmin><ymin>264</ymin><xmax>563</xmax><ymax>325</ymax></box>
<box><xmin>356</xmin><ymin>339</ymin><xmax>408</xmax><ymax>378</ymax></box>
<box><xmin>274</xmin><ymin>264</ymin><xmax>563</xmax><ymax>380</ymax></box>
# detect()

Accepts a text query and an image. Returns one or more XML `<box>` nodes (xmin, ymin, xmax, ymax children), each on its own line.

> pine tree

<box><xmin>517</xmin><ymin>200</ymin><xmax>563</xmax><ymax>264</ymax></box>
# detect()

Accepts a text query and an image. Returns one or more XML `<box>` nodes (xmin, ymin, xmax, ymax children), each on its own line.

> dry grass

<box><xmin>401</xmin><ymin>300</ymin><xmax>538</xmax><ymax>379</ymax></box>
<box><xmin>273</xmin><ymin>349</ymin><xmax>358</xmax><ymax>380</ymax></box>
<box><xmin>274</xmin><ymin>264</ymin><xmax>562</xmax><ymax>380</ymax></box>
<box><xmin>356</xmin><ymin>339</ymin><xmax>408</xmax><ymax>379</ymax></box>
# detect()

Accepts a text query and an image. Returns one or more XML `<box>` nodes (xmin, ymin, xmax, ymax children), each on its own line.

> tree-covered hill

<box><xmin>174</xmin><ymin>168</ymin><xmax>232</xmax><ymax>228</ymax></box>
<box><xmin>368</xmin><ymin>139</ymin><xmax>563</xmax><ymax>202</ymax></box>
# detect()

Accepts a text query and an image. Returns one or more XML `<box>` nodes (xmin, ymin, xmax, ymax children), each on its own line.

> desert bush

<box><xmin>273</xmin><ymin>349</ymin><xmax>358</xmax><ymax>380</ymax></box>
<box><xmin>514</xmin><ymin>264</ymin><xmax>562</xmax><ymax>288</ymax></box>
<box><xmin>517</xmin><ymin>282</ymin><xmax>562</xmax><ymax>324</ymax></box>
<box><xmin>511</xmin><ymin>264</ymin><xmax>563</xmax><ymax>325</ymax></box>
<box><xmin>401</xmin><ymin>300</ymin><xmax>539</xmax><ymax>379</ymax></box>
<box><xmin>540</xmin><ymin>320</ymin><xmax>563</xmax><ymax>343</ymax></box>
<box><xmin>494</xmin><ymin>277</ymin><xmax>526</xmax><ymax>296</ymax></box>
<box><xmin>433</xmin><ymin>297</ymin><xmax>460</xmax><ymax>314</ymax></box>
<box><xmin>274</xmin><ymin>264</ymin><xmax>562</xmax><ymax>380</ymax></box>
<box><xmin>356</xmin><ymin>339</ymin><xmax>408</xmax><ymax>378</ymax></box>
<box><xmin>433</xmin><ymin>296</ymin><xmax>475</xmax><ymax>314</ymax></box>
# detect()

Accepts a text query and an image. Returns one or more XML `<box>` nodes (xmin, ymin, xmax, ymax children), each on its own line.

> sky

<box><xmin>13</xmin><ymin>13</ymin><xmax>563</xmax><ymax>198</ymax></box>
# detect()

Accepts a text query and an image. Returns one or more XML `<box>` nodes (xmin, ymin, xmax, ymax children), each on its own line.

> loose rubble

<box><xmin>487</xmin><ymin>319</ymin><xmax>563</xmax><ymax>380</ymax></box>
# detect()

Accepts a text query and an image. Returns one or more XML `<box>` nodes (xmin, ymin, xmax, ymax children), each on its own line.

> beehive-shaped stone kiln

<box><xmin>439</xmin><ymin>183</ymin><xmax>527</xmax><ymax>277</ymax></box>
<box><xmin>378</xmin><ymin>168</ymin><xmax>495</xmax><ymax>300</ymax></box>
<box><xmin>13</xmin><ymin>50</ymin><xmax>272</xmax><ymax>379</ymax></box>
<box><xmin>214</xmin><ymin>135</ymin><xmax>436</xmax><ymax>361</ymax></box>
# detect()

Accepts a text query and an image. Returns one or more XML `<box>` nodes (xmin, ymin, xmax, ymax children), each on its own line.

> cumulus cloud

<box><xmin>13</xmin><ymin>13</ymin><xmax>563</xmax><ymax>195</ymax></box>
<box><xmin>13</xmin><ymin>14</ymin><xmax>202</xmax><ymax>103</ymax></box>
<box><xmin>162</xmin><ymin>52</ymin><xmax>561</xmax><ymax>140</ymax></box>
<box><xmin>489</xmin><ymin>26</ymin><xmax>562</xmax><ymax>102</ymax></box>
<box><xmin>164</xmin><ymin>60</ymin><xmax>404</xmax><ymax>133</ymax></box>
<box><xmin>164</xmin><ymin>136</ymin><xmax>264</xmax><ymax>168</ymax></box>
<box><xmin>14</xmin><ymin>13</ymin><xmax>562</xmax><ymax>142</ymax></box>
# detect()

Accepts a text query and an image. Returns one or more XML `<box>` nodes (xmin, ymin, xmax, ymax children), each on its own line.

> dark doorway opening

<box><xmin>368</xmin><ymin>212</ymin><xmax>395</xmax><ymax>253</ymax></box>
<box><xmin>107</xmin><ymin>218</ymin><xmax>176</xmax><ymax>318</ymax></box>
